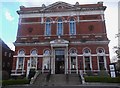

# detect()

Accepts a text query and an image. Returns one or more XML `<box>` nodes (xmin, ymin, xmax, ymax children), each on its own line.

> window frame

<box><xmin>69</xmin><ymin>17</ymin><xmax>76</xmax><ymax>35</ymax></box>
<box><xmin>57</xmin><ymin>18</ymin><xmax>63</xmax><ymax>36</ymax></box>
<box><xmin>45</xmin><ymin>18</ymin><xmax>51</xmax><ymax>36</ymax></box>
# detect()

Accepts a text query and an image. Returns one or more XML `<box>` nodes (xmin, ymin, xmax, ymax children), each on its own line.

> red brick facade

<box><xmin>11</xmin><ymin>1</ymin><xmax>110</xmax><ymax>76</ymax></box>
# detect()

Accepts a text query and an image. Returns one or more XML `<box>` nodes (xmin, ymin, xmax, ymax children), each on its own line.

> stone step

<box><xmin>34</xmin><ymin>73</ymin><xmax>47</xmax><ymax>85</ymax></box>
<box><xmin>67</xmin><ymin>74</ymin><xmax>82</xmax><ymax>85</ymax></box>
<box><xmin>33</xmin><ymin>73</ymin><xmax>82</xmax><ymax>86</ymax></box>
<box><xmin>48</xmin><ymin>74</ymin><xmax>67</xmax><ymax>86</ymax></box>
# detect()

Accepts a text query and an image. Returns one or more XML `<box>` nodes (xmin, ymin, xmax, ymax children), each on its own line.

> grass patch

<box><xmin>2</xmin><ymin>79</ymin><xmax>30</xmax><ymax>86</ymax></box>
<box><xmin>84</xmin><ymin>76</ymin><xmax>120</xmax><ymax>83</ymax></box>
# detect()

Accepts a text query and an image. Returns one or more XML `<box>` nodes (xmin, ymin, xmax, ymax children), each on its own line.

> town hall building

<box><xmin>11</xmin><ymin>1</ymin><xmax>110</xmax><ymax>77</ymax></box>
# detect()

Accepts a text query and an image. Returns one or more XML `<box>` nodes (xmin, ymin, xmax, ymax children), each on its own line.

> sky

<box><xmin>0</xmin><ymin>0</ymin><xmax>119</xmax><ymax>62</ymax></box>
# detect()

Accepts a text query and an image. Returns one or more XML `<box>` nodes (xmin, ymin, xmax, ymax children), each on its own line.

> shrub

<box><xmin>2</xmin><ymin>79</ymin><xmax>29</xmax><ymax>86</ymax></box>
<box><xmin>2</xmin><ymin>71</ymin><xmax>9</xmax><ymax>80</ymax></box>
<box><xmin>84</xmin><ymin>76</ymin><xmax>120</xmax><ymax>83</ymax></box>
<box><xmin>98</xmin><ymin>70</ymin><xmax>109</xmax><ymax>77</ymax></box>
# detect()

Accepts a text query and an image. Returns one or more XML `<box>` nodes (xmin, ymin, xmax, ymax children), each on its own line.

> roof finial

<box><xmin>97</xmin><ymin>1</ymin><xmax>103</xmax><ymax>4</ymax></box>
<box><xmin>42</xmin><ymin>4</ymin><xmax>46</xmax><ymax>8</ymax></box>
<box><xmin>75</xmin><ymin>2</ymin><xmax>79</xmax><ymax>6</ymax></box>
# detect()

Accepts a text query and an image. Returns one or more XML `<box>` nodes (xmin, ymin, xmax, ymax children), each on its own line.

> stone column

<box><xmin>66</xmin><ymin>46</ymin><xmax>68</xmax><ymax>74</ymax></box>
<box><xmin>76</xmin><ymin>55</ymin><xmax>78</xmax><ymax>74</ymax></box>
<box><xmin>51</xmin><ymin>46</ymin><xmax>54</xmax><ymax>74</ymax></box>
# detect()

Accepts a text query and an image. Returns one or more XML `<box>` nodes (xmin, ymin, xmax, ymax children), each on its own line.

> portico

<box><xmin>50</xmin><ymin>38</ymin><xmax>69</xmax><ymax>74</ymax></box>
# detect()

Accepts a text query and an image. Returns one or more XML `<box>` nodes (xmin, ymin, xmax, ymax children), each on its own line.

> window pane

<box><xmin>70</xmin><ymin>18</ymin><xmax>76</xmax><ymax>35</ymax></box>
<box><xmin>85</xmin><ymin>56</ymin><xmax>90</xmax><ymax>70</ymax></box>
<box><xmin>99</xmin><ymin>56</ymin><xmax>104</xmax><ymax>62</ymax></box>
<box><xmin>31</xmin><ymin>57</ymin><xmax>36</xmax><ymax>68</ymax></box>
<box><xmin>98</xmin><ymin>56</ymin><xmax>105</xmax><ymax>70</ymax></box>
<box><xmin>44</xmin><ymin>50</ymin><xmax>50</xmax><ymax>55</ymax></box>
<box><xmin>18</xmin><ymin>57</ymin><xmax>24</xmax><ymax>69</ymax></box>
<box><xmin>71</xmin><ymin>57</ymin><xmax>76</xmax><ymax>69</ymax></box>
<box><xmin>19</xmin><ymin>50</ymin><xmax>25</xmax><ymax>55</ymax></box>
<box><xmin>57</xmin><ymin>18</ymin><xmax>63</xmax><ymax>35</ymax></box>
<box><xmin>85</xmin><ymin>57</ymin><xmax>90</xmax><ymax>62</ymax></box>
<box><xmin>84</xmin><ymin>48</ymin><xmax>90</xmax><ymax>53</ymax></box>
<box><xmin>31</xmin><ymin>50</ymin><xmax>37</xmax><ymax>55</ymax></box>
<box><xmin>45</xmin><ymin>19</ymin><xmax>51</xmax><ymax>36</ymax></box>
<box><xmin>70</xmin><ymin>49</ymin><xmax>77</xmax><ymax>54</ymax></box>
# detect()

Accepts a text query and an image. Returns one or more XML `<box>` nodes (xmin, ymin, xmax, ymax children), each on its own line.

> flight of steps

<box><xmin>67</xmin><ymin>74</ymin><xmax>82</xmax><ymax>85</ymax></box>
<box><xmin>33</xmin><ymin>73</ymin><xmax>48</xmax><ymax>86</ymax></box>
<box><xmin>33</xmin><ymin>73</ymin><xmax>82</xmax><ymax>86</ymax></box>
<box><xmin>48</xmin><ymin>74</ymin><xmax>67</xmax><ymax>86</ymax></box>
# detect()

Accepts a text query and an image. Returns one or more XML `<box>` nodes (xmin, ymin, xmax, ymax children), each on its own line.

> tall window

<box><xmin>18</xmin><ymin>57</ymin><xmax>24</xmax><ymax>69</ymax></box>
<box><xmin>57</xmin><ymin>18</ymin><xmax>63</xmax><ymax>35</ymax></box>
<box><xmin>84</xmin><ymin>56</ymin><xmax>90</xmax><ymax>70</ymax></box>
<box><xmin>43</xmin><ymin>50</ymin><xmax>50</xmax><ymax>70</ymax></box>
<box><xmin>69</xmin><ymin>48</ymin><xmax>77</xmax><ymax>70</ymax></box>
<box><xmin>30</xmin><ymin>49</ymin><xmax>37</xmax><ymax>69</ymax></box>
<box><xmin>98</xmin><ymin>56</ymin><xmax>105</xmax><ymax>70</ymax></box>
<box><xmin>45</xmin><ymin>18</ymin><xmax>51</xmax><ymax>36</ymax></box>
<box><xmin>83</xmin><ymin>48</ymin><xmax>92</xmax><ymax>70</ymax></box>
<box><xmin>71</xmin><ymin>57</ymin><xmax>76</xmax><ymax>69</ymax></box>
<box><xmin>97</xmin><ymin>48</ymin><xmax>106</xmax><ymax>70</ymax></box>
<box><xmin>69</xmin><ymin>18</ymin><xmax>76</xmax><ymax>35</ymax></box>
<box><xmin>17</xmin><ymin>50</ymin><xmax>25</xmax><ymax>69</ymax></box>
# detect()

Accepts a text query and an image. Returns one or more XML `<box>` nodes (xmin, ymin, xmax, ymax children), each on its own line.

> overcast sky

<box><xmin>0</xmin><ymin>0</ymin><xmax>119</xmax><ymax>62</ymax></box>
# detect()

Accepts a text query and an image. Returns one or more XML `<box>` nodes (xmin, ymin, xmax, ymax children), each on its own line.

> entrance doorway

<box><xmin>55</xmin><ymin>49</ymin><xmax>65</xmax><ymax>74</ymax></box>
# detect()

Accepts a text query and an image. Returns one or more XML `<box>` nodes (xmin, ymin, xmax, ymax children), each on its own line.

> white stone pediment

<box><xmin>41</xmin><ymin>1</ymin><xmax>74</xmax><ymax>11</ymax></box>
<box><xmin>50</xmin><ymin>39</ymin><xmax>69</xmax><ymax>44</ymax></box>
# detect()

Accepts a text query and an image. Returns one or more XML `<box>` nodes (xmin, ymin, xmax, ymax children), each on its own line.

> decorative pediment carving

<box><xmin>41</xmin><ymin>1</ymin><xmax>75</xmax><ymax>12</ymax></box>
<box><xmin>50</xmin><ymin>38</ymin><xmax>69</xmax><ymax>44</ymax></box>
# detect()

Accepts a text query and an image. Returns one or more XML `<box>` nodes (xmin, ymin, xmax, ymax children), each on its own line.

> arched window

<box><xmin>17</xmin><ymin>50</ymin><xmax>25</xmax><ymax>69</ymax></box>
<box><xmin>69</xmin><ymin>48</ymin><xmax>78</xmax><ymax>72</ymax></box>
<box><xmin>83</xmin><ymin>48</ymin><xmax>92</xmax><ymax>70</ymax></box>
<box><xmin>57</xmin><ymin>18</ymin><xmax>63</xmax><ymax>35</ymax></box>
<box><xmin>30</xmin><ymin>49</ymin><xmax>38</xmax><ymax>69</ymax></box>
<box><xmin>69</xmin><ymin>17</ymin><xmax>76</xmax><ymax>35</ymax></box>
<box><xmin>45</xmin><ymin>18</ymin><xmax>51</xmax><ymax>36</ymax></box>
<box><xmin>42</xmin><ymin>49</ymin><xmax>50</xmax><ymax>72</ymax></box>
<box><xmin>96</xmin><ymin>48</ymin><xmax>106</xmax><ymax>70</ymax></box>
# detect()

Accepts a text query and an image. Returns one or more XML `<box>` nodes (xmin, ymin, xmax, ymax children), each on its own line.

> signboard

<box><xmin>109</xmin><ymin>64</ymin><xmax>116</xmax><ymax>78</ymax></box>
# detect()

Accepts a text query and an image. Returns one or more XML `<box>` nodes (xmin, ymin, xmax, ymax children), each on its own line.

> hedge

<box><xmin>2</xmin><ymin>79</ymin><xmax>30</xmax><ymax>86</ymax></box>
<box><xmin>84</xmin><ymin>76</ymin><xmax>120</xmax><ymax>83</ymax></box>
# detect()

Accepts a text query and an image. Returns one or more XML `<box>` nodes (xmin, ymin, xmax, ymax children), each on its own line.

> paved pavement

<box><xmin>1</xmin><ymin>83</ymin><xmax>120</xmax><ymax>88</ymax></box>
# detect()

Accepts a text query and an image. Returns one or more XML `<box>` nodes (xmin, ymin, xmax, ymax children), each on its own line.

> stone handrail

<box><xmin>79</xmin><ymin>70</ymin><xmax>85</xmax><ymax>84</ymax></box>
<box><xmin>30</xmin><ymin>70</ymin><xmax>41</xmax><ymax>84</ymax></box>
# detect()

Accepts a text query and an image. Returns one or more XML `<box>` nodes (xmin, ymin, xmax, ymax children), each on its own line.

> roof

<box><xmin>17</xmin><ymin>1</ymin><xmax>106</xmax><ymax>14</ymax></box>
<box><xmin>0</xmin><ymin>38</ymin><xmax>13</xmax><ymax>51</ymax></box>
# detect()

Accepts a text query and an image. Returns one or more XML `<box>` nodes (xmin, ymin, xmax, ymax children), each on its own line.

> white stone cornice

<box><xmin>14</xmin><ymin>55</ymin><xmax>44</xmax><ymax>57</ymax></box>
<box><xmin>77</xmin><ymin>54</ymin><xmax>109</xmax><ymax>57</ymax></box>
<box><xmin>14</xmin><ymin>42</ymin><xmax>50</xmax><ymax>46</ymax></box>
<box><xmin>19</xmin><ymin>10</ymin><xmax>104</xmax><ymax>18</ymax></box>
<box><xmin>71</xmin><ymin>40</ymin><xmax>110</xmax><ymax>45</ymax></box>
<box><xmin>20</xmin><ymin>19</ymin><xmax>103</xmax><ymax>24</ymax></box>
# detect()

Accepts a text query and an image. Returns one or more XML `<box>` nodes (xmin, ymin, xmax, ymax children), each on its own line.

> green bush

<box><xmin>84</xmin><ymin>76</ymin><xmax>120</xmax><ymax>83</ymax></box>
<box><xmin>2</xmin><ymin>79</ymin><xmax>29</xmax><ymax>86</ymax></box>
<box><xmin>2</xmin><ymin>71</ymin><xmax>9</xmax><ymax>80</ymax></box>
